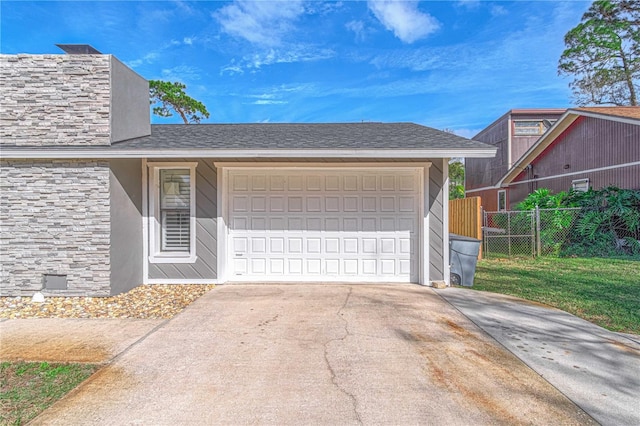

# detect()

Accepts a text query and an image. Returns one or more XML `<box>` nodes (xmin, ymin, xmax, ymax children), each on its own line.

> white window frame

<box><xmin>513</xmin><ymin>120</ymin><xmax>546</xmax><ymax>136</ymax></box>
<box><xmin>148</xmin><ymin>162</ymin><xmax>198</xmax><ymax>263</ymax></box>
<box><xmin>571</xmin><ymin>178</ymin><xmax>590</xmax><ymax>192</ymax></box>
<box><xmin>498</xmin><ymin>190</ymin><xmax>507</xmax><ymax>211</ymax></box>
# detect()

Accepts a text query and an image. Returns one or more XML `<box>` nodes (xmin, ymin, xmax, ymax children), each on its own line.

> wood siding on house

<box><xmin>467</xmin><ymin>188</ymin><xmax>501</xmax><ymax>212</ymax></box>
<box><xmin>466</xmin><ymin>118</ymin><xmax>509</xmax><ymax>190</ymax></box>
<box><xmin>509</xmin><ymin>164</ymin><xmax>640</xmax><ymax>207</ymax></box>
<box><xmin>508</xmin><ymin>116</ymin><xmax>640</xmax><ymax>206</ymax></box>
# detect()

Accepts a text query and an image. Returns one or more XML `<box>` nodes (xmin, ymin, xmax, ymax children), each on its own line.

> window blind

<box><xmin>160</xmin><ymin>169</ymin><xmax>191</xmax><ymax>252</ymax></box>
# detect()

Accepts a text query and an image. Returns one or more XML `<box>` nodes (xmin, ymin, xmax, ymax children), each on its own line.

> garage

<box><xmin>220</xmin><ymin>166</ymin><xmax>424</xmax><ymax>282</ymax></box>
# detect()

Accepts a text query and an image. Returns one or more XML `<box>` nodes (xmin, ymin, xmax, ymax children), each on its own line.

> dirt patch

<box><xmin>607</xmin><ymin>339</ymin><xmax>640</xmax><ymax>355</ymax></box>
<box><xmin>443</xmin><ymin>318</ymin><xmax>475</xmax><ymax>338</ymax></box>
<box><xmin>28</xmin><ymin>365</ymin><xmax>137</xmax><ymax>425</ymax></box>
<box><xmin>0</xmin><ymin>318</ymin><xmax>162</xmax><ymax>364</ymax></box>
<box><xmin>1</xmin><ymin>336</ymin><xmax>110</xmax><ymax>364</ymax></box>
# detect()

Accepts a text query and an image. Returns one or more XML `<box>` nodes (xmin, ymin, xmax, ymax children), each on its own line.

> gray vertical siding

<box><xmin>428</xmin><ymin>159</ymin><xmax>445</xmax><ymax>282</ymax></box>
<box><xmin>148</xmin><ymin>159</ymin><xmax>217</xmax><ymax>280</ymax></box>
<box><xmin>110</xmin><ymin>159</ymin><xmax>144</xmax><ymax>294</ymax></box>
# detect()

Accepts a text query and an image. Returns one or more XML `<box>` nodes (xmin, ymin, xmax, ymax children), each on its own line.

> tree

<box><xmin>558</xmin><ymin>0</ymin><xmax>640</xmax><ymax>106</ymax></box>
<box><xmin>449</xmin><ymin>160</ymin><xmax>465</xmax><ymax>200</ymax></box>
<box><xmin>149</xmin><ymin>80</ymin><xmax>210</xmax><ymax>124</ymax></box>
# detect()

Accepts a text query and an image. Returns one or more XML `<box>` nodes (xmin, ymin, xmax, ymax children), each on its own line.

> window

<box><xmin>571</xmin><ymin>178</ymin><xmax>590</xmax><ymax>192</ymax></box>
<box><xmin>498</xmin><ymin>190</ymin><xmax>507</xmax><ymax>211</ymax></box>
<box><xmin>149</xmin><ymin>163</ymin><xmax>197</xmax><ymax>263</ymax></box>
<box><xmin>513</xmin><ymin>120</ymin><xmax>555</xmax><ymax>136</ymax></box>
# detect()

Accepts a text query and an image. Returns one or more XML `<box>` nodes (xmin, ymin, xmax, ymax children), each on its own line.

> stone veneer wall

<box><xmin>0</xmin><ymin>160</ymin><xmax>111</xmax><ymax>296</ymax></box>
<box><xmin>0</xmin><ymin>54</ymin><xmax>111</xmax><ymax>147</ymax></box>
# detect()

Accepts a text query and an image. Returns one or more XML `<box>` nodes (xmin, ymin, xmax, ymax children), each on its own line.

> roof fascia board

<box><xmin>571</xmin><ymin>109</ymin><xmax>640</xmax><ymax>126</ymax></box>
<box><xmin>0</xmin><ymin>148</ymin><xmax>497</xmax><ymax>160</ymax></box>
<box><xmin>497</xmin><ymin>111</ymin><xmax>579</xmax><ymax>186</ymax></box>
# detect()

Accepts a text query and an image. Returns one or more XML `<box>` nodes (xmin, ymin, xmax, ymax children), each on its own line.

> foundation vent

<box><xmin>43</xmin><ymin>274</ymin><xmax>68</xmax><ymax>290</ymax></box>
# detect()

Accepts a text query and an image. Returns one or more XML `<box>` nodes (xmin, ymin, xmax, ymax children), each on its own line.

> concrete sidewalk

<box><xmin>27</xmin><ymin>285</ymin><xmax>594</xmax><ymax>425</ymax></box>
<box><xmin>437</xmin><ymin>287</ymin><xmax>640</xmax><ymax>426</ymax></box>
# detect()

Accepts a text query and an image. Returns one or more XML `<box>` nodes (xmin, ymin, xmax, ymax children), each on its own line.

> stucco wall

<box><xmin>0</xmin><ymin>160</ymin><xmax>112</xmax><ymax>296</ymax></box>
<box><xmin>110</xmin><ymin>159</ymin><xmax>144</xmax><ymax>295</ymax></box>
<box><xmin>0</xmin><ymin>55</ymin><xmax>112</xmax><ymax>147</ymax></box>
<box><xmin>110</xmin><ymin>57</ymin><xmax>150</xmax><ymax>144</ymax></box>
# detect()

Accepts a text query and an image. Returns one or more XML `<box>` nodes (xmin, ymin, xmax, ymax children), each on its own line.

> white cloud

<box><xmin>456</xmin><ymin>0</ymin><xmax>481</xmax><ymax>10</ymax></box>
<box><xmin>346</xmin><ymin>20</ymin><xmax>367</xmax><ymax>41</ymax></box>
<box><xmin>253</xmin><ymin>99</ymin><xmax>288</xmax><ymax>105</ymax></box>
<box><xmin>214</xmin><ymin>0</ymin><xmax>305</xmax><ymax>46</ymax></box>
<box><xmin>126</xmin><ymin>52</ymin><xmax>159</xmax><ymax>68</ymax></box>
<box><xmin>490</xmin><ymin>5</ymin><xmax>508</xmax><ymax>17</ymax></box>
<box><xmin>221</xmin><ymin>46</ymin><xmax>335</xmax><ymax>74</ymax></box>
<box><xmin>160</xmin><ymin>65</ymin><xmax>203</xmax><ymax>82</ymax></box>
<box><xmin>367</xmin><ymin>0</ymin><xmax>440</xmax><ymax>43</ymax></box>
<box><xmin>183</xmin><ymin>37</ymin><xmax>195</xmax><ymax>45</ymax></box>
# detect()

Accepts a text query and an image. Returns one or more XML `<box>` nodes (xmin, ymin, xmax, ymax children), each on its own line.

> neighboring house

<box><xmin>0</xmin><ymin>47</ymin><xmax>496</xmax><ymax>297</ymax></box>
<box><xmin>498</xmin><ymin>107</ymin><xmax>640</xmax><ymax>207</ymax></box>
<box><xmin>465</xmin><ymin>109</ymin><xmax>565</xmax><ymax>210</ymax></box>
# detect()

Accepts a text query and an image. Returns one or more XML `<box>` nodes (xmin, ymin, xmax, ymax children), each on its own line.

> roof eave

<box><xmin>0</xmin><ymin>148</ymin><xmax>497</xmax><ymax>160</ymax></box>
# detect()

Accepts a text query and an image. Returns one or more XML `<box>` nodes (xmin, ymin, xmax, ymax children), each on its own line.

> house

<box><xmin>465</xmin><ymin>109</ymin><xmax>566</xmax><ymax>210</ymax></box>
<box><xmin>0</xmin><ymin>47</ymin><xmax>496</xmax><ymax>297</ymax></box>
<box><xmin>498</xmin><ymin>107</ymin><xmax>640</xmax><ymax>207</ymax></box>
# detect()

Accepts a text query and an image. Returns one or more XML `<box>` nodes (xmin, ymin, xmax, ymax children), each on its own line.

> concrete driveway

<box><xmin>30</xmin><ymin>285</ymin><xmax>595</xmax><ymax>425</ymax></box>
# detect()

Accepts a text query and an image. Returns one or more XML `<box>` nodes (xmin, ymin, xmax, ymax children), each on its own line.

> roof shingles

<box><xmin>111</xmin><ymin>123</ymin><xmax>493</xmax><ymax>151</ymax></box>
<box><xmin>574</xmin><ymin>107</ymin><xmax>640</xmax><ymax>120</ymax></box>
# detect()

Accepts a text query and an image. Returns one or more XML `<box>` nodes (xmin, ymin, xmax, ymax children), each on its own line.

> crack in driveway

<box><xmin>323</xmin><ymin>287</ymin><xmax>362</xmax><ymax>425</ymax></box>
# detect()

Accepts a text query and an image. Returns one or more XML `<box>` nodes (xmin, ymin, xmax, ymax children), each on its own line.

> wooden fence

<box><xmin>449</xmin><ymin>196</ymin><xmax>483</xmax><ymax>259</ymax></box>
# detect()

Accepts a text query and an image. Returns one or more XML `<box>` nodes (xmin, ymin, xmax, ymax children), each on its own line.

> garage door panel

<box><xmin>325</xmin><ymin>238</ymin><xmax>340</xmax><ymax>253</ymax></box>
<box><xmin>307</xmin><ymin>218</ymin><xmax>322</xmax><ymax>231</ymax></box>
<box><xmin>270</xmin><ymin>237</ymin><xmax>285</xmax><ymax>253</ymax></box>
<box><xmin>288</xmin><ymin>238</ymin><xmax>303</xmax><ymax>254</ymax></box>
<box><xmin>228</xmin><ymin>169</ymin><xmax>419</xmax><ymax>282</ymax></box>
<box><xmin>326</xmin><ymin>259</ymin><xmax>340</xmax><ymax>275</ymax></box>
<box><xmin>288</xmin><ymin>176</ymin><xmax>303</xmax><ymax>191</ymax></box>
<box><xmin>269</xmin><ymin>175</ymin><xmax>286</xmax><ymax>191</ymax></box>
<box><xmin>269</xmin><ymin>196</ymin><xmax>285</xmax><ymax>212</ymax></box>
<box><xmin>307</xmin><ymin>259</ymin><xmax>321</xmax><ymax>274</ymax></box>
<box><xmin>270</xmin><ymin>259</ymin><xmax>284</xmax><ymax>274</ymax></box>
<box><xmin>288</xmin><ymin>258</ymin><xmax>302</xmax><ymax>274</ymax></box>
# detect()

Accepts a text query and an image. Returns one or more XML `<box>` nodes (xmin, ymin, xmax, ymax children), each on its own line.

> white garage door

<box><xmin>228</xmin><ymin>168</ymin><xmax>420</xmax><ymax>282</ymax></box>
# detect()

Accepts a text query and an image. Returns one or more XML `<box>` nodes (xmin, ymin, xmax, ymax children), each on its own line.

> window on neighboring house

<box><xmin>498</xmin><ymin>190</ymin><xmax>507</xmax><ymax>211</ymax></box>
<box><xmin>571</xmin><ymin>178</ymin><xmax>590</xmax><ymax>192</ymax></box>
<box><xmin>149</xmin><ymin>163</ymin><xmax>197</xmax><ymax>263</ymax></box>
<box><xmin>513</xmin><ymin>120</ymin><xmax>555</xmax><ymax>136</ymax></box>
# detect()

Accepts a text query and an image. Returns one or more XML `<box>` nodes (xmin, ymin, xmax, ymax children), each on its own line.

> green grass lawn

<box><xmin>0</xmin><ymin>362</ymin><xmax>98</xmax><ymax>425</ymax></box>
<box><xmin>473</xmin><ymin>257</ymin><xmax>640</xmax><ymax>335</ymax></box>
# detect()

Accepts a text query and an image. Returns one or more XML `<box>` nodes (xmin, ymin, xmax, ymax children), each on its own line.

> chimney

<box><xmin>55</xmin><ymin>44</ymin><xmax>102</xmax><ymax>55</ymax></box>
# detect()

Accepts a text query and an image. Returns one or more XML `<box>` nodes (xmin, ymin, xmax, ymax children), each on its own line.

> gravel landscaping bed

<box><xmin>0</xmin><ymin>285</ymin><xmax>215</xmax><ymax>319</ymax></box>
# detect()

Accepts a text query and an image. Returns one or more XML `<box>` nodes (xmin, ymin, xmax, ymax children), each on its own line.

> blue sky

<box><xmin>1</xmin><ymin>1</ymin><xmax>590</xmax><ymax>137</ymax></box>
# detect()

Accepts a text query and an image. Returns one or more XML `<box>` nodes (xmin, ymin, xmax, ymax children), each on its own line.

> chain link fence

<box><xmin>483</xmin><ymin>207</ymin><xmax>582</xmax><ymax>258</ymax></box>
